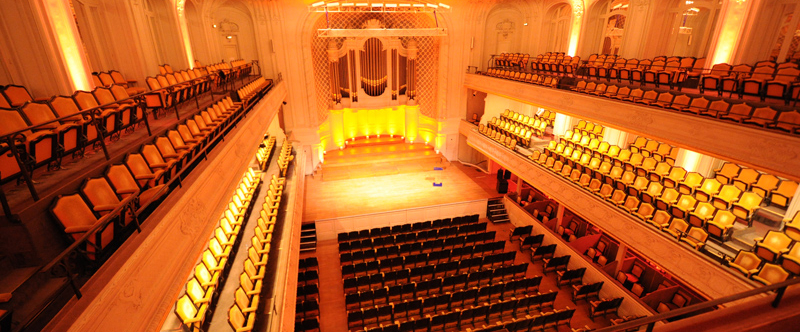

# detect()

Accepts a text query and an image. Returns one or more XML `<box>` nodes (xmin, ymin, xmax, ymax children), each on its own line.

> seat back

<box><xmin>756</xmin><ymin>263</ymin><xmax>790</xmax><ymax>285</ymax></box>
<box><xmin>93</xmin><ymin>87</ymin><xmax>118</xmax><ymax>106</ymax></box>
<box><xmin>105</xmin><ymin>164</ymin><xmax>141</xmax><ymax>198</ymax></box>
<box><xmin>2</xmin><ymin>85</ymin><xmax>33</xmax><ymax>107</ymax></box>
<box><xmin>49</xmin><ymin>96</ymin><xmax>84</xmax><ymax>121</ymax></box>
<box><xmin>0</xmin><ymin>108</ymin><xmax>33</xmax><ymax>137</ymax></box>
<box><xmin>668</xmin><ymin>218</ymin><xmax>689</xmax><ymax>234</ymax></box>
<box><xmin>763</xmin><ymin>231</ymin><xmax>792</xmax><ymax>249</ymax></box>
<box><xmin>20</xmin><ymin>101</ymin><xmax>59</xmax><ymax>128</ymax></box>
<box><xmin>110</xmin><ymin>85</ymin><xmax>132</xmax><ymax>101</ymax></box>
<box><xmin>73</xmin><ymin>91</ymin><xmax>100</xmax><ymax>110</ymax></box>
<box><xmin>81</xmin><ymin>177</ymin><xmax>121</xmax><ymax>211</ymax></box>
<box><xmin>94</xmin><ymin>72</ymin><xmax>113</xmax><ymax>87</ymax></box>
<box><xmin>50</xmin><ymin>192</ymin><xmax>98</xmax><ymax>228</ymax></box>
<box><xmin>733</xmin><ymin>251</ymin><xmax>761</xmax><ymax>270</ymax></box>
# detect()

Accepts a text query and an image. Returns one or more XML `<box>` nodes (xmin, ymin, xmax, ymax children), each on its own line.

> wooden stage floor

<box><xmin>303</xmin><ymin>162</ymin><xmax>499</xmax><ymax>222</ymax></box>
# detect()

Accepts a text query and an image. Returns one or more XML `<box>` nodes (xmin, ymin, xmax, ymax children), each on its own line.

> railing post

<box><xmin>92</xmin><ymin>111</ymin><xmax>110</xmax><ymax>160</ymax></box>
<box><xmin>772</xmin><ymin>286</ymin><xmax>787</xmax><ymax>308</ymax></box>
<box><xmin>138</xmin><ymin>97</ymin><xmax>152</xmax><ymax>136</ymax></box>
<box><xmin>8</xmin><ymin>136</ymin><xmax>39</xmax><ymax>201</ymax></box>
<box><xmin>0</xmin><ymin>179</ymin><xmax>20</xmax><ymax>223</ymax></box>
<box><xmin>646</xmin><ymin>322</ymin><xmax>655</xmax><ymax>332</ymax></box>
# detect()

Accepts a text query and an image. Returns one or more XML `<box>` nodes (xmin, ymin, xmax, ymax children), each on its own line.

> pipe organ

<box><xmin>326</xmin><ymin>35</ymin><xmax>418</xmax><ymax>107</ymax></box>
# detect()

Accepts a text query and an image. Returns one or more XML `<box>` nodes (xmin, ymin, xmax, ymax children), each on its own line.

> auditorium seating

<box><xmin>278</xmin><ymin>140</ymin><xmax>294</xmax><ymax>176</ymax></box>
<box><xmin>753</xmin><ymin>231</ymin><xmax>792</xmax><ymax>262</ymax></box>
<box><xmin>172</xmin><ymin>168</ymin><xmax>265</xmax><ymax>331</ymax></box>
<box><xmin>656</xmin><ymin>292</ymin><xmax>688</xmax><ymax>313</ymax></box>
<box><xmin>589</xmin><ymin>297</ymin><xmax>623</xmax><ymax>320</ymax></box>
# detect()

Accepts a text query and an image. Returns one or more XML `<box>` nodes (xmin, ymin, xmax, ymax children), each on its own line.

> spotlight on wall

<box><xmin>213</xmin><ymin>24</ymin><xmax>217</xmax><ymax>28</ymax></box>
<box><xmin>226</xmin><ymin>35</ymin><xmax>233</xmax><ymax>39</ymax></box>
<box><xmin>523</xmin><ymin>22</ymin><xmax>528</xmax><ymax>26</ymax></box>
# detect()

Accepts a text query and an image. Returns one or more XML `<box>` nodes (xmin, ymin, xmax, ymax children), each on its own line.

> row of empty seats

<box><xmin>339</xmin><ymin>221</ymin><xmax>485</xmax><ymax>253</ymax></box>
<box><xmin>296</xmin><ymin>255</ymin><xmax>320</xmax><ymax>332</ymax></box>
<box><xmin>582</xmin><ymin>54</ymin><xmax>704</xmax><ymax>90</ymax></box>
<box><xmin>478</xmin><ymin>124</ymin><xmax>519</xmax><ymax>150</ymax></box>
<box><xmin>346</xmin><ymin>267</ymin><xmax>540</xmax><ymax>329</ymax></box>
<box><xmin>713</xmin><ymin>162</ymin><xmax>797</xmax><ymax>209</ymax></box>
<box><xmin>175</xmin><ymin>169</ymin><xmax>262</xmax><ymax>332</ymax></box>
<box><xmin>338</xmin><ymin>214</ymin><xmax>481</xmax><ymax>244</ymax></box>
<box><xmin>528</xmin><ymin>52</ymin><xmax>581</xmax><ymax>76</ymax></box>
<box><xmin>49</xmin><ymin>96</ymin><xmax>246</xmax><ymax>262</ymax></box>
<box><xmin>256</xmin><ymin>135</ymin><xmax>276</xmax><ymax>171</ymax></box>
<box><xmin>572</xmin><ymin>79</ymin><xmax>800</xmax><ymax>135</ymax></box>
<box><xmin>277</xmin><ymin>140</ymin><xmax>293</xmax><ymax>176</ymax></box>
<box><xmin>534</xmin><ymin>144</ymin><xmax>760</xmax><ymax>250</ymax></box>
<box><xmin>90</xmin><ymin>70</ymin><xmax>147</xmax><ymax>96</ymax></box>
<box><xmin>570</xmin><ymin>119</ymin><xmax>605</xmax><ymax>141</ymax></box>
<box><xmin>145</xmin><ymin>66</ymin><xmax>215</xmax><ymax>118</ymax></box>
<box><xmin>229</xmin><ymin>173</ymin><xmax>287</xmax><ymax>332</ymax></box>
<box><xmin>701</xmin><ymin>61</ymin><xmax>800</xmax><ymax>104</ymax></box>
<box><xmin>341</xmin><ymin>243</ymin><xmax>509</xmax><ymax>279</ymax></box>
<box><xmin>1</xmin><ymin>84</ymin><xmax>152</xmax><ymax>182</ymax></box>
<box><xmin>483</xmin><ymin>69</ymin><xmax>560</xmax><ymax>88</ymax></box>
<box><xmin>493</xmin><ymin>53</ymin><xmax>530</xmax><ymax>69</ymax></box>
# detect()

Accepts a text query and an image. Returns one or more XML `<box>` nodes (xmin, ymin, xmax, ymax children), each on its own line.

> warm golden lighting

<box><xmin>680</xmin><ymin>149</ymin><xmax>703</xmax><ymax>172</ymax></box>
<box><xmin>43</xmin><ymin>0</ymin><xmax>91</xmax><ymax>90</ymax></box>
<box><xmin>318</xmin><ymin>105</ymin><xmax>443</xmax><ymax>152</ymax></box>
<box><xmin>567</xmin><ymin>0</ymin><xmax>584</xmax><ymax>56</ymax></box>
<box><xmin>176</xmin><ymin>0</ymin><xmax>195</xmax><ymax>68</ymax></box>
<box><xmin>710</xmin><ymin>0</ymin><xmax>748</xmax><ymax>65</ymax></box>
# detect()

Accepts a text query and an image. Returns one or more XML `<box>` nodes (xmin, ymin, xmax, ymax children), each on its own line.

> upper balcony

<box><xmin>463</xmin><ymin>73</ymin><xmax>800</xmax><ymax>182</ymax></box>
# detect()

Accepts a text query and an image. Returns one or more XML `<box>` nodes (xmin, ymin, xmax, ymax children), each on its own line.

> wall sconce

<box><xmin>213</xmin><ymin>24</ymin><xmax>217</xmax><ymax>28</ymax></box>
<box><xmin>226</xmin><ymin>35</ymin><xmax>233</xmax><ymax>39</ymax></box>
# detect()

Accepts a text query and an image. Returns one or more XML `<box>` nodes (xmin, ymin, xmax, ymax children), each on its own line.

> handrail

<box><xmin>39</xmin><ymin>193</ymin><xmax>139</xmax><ymax>298</ymax></box>
<box><xmin>476</xmin><ymin>72</ymin><xmax>800</xmax><ymax>136</ymax></box>
<box><xmin>594</xmin><ymin>276</ymin><xmax>800</xmax><ymax>332</ymax></box>
<box><xmin>14</xmin><ymin>76</ymin><xmax>274</xmax><ymax>332</ymax></box>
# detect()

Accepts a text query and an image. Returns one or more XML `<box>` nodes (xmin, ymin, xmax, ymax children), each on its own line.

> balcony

<box><xmin>464</xmin><ymin>73</ymin><xmax>800</xmax><ymax>181</ymax></box>
<box><xmin>464</xmin><ymin>128</ymin><xmax>754</xmax><ymax>300</ymax></box>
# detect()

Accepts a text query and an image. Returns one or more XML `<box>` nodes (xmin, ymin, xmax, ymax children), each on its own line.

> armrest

<box><xmin>116</xmin><ymin>189</ymin><xmax>138</xmax><ymax>195</ymax></box>
<box><xmin>92</xmin><ymin>204</ymin><xmax>117</xmax><ymax>212</ymax></box>
<box><xmin>64</xmin><ymin>225</ymin><xmax>93</xmax><ymax>233</ymax></box>
<box><xmin>147</xmin><ymin>162</ymin><xmax>168</xmax><ymax>169</ymax></box>
<box><xmin>134</xmin><ymin>174</ymin><xmax>156</xmax><ymax>180</ymax></box>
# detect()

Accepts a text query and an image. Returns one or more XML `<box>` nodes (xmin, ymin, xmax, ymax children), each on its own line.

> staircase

<box><xmin>487</xmin><ymin>197</ymin><xmax>509</xmax><ymax>223</ymax></box>
<box><xmin>300</xmin><ymin>223</ymin><xmax>317</xmax><ymax>252</ymax></box>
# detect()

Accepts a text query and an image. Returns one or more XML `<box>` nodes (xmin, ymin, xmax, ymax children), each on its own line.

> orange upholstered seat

<box><xmin>754</xmin><ymin>231</ymin><xmax>793</xmax><ymax>262</ymax></box>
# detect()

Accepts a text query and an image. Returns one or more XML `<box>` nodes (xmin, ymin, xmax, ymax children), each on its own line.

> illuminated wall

<box><xmin>42</xmin><ymin>0</ymin><xmax>92</xmax><ymax>91</ymax></box>
<box><xmin>568</xmin><ymin>0</ymin><xmax>584</xmax><ymax>56</ymax></box>
<box><xmin>318</xmin><ymin>105</ymin><xmax>444</xmax><ymax>152</ymax></box>
<box><xmin>710</xmin><ymin>0</ymin><xmax>750</xmax><ymax>65</ymax></box>
<box><xmin>175</xmin><ymin>0</ymin><xmax>194</xmax><ymax>68</ymax></box>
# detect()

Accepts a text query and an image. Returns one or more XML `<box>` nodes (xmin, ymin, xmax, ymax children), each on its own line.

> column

<box><xmin>40</xmin><ymin>0</ymin><xmax>93</xmax><ymax>91</ymax></box>
<box><xmin>175</xmin><ymin>0</ymin><xmax>194</xmax><ymax>68</ymax></box>
<box><xmin>708</xmin><ymin>0</ymin><xmax>757</xmax><ymax>65</ymax></box>
<box><xmin>567</xmin><ymin>0</ymin><xmax>584</xmax><ymax>56</ymax></box>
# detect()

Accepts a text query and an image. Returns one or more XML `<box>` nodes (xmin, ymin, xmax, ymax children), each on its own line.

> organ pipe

<box><xmin>326</xmin><ymin>36</ymin><xmax>421</xmax><ymax>103</ymax></box>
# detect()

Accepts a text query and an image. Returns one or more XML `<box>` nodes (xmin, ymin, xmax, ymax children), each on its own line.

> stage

<box><xmin>303</xmin><ymin>139</ymin><xmax>499</xmax><ymax>239</ymax></box>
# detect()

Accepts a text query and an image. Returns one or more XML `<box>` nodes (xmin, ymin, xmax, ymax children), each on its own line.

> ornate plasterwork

<box><xmin>571</xmin><ymin>0</ymin><xmax>584</xmax><ymax>17</ymax></box>
<box><xmin>495</xmin><ymin>18</ymin><xmax>515</xmax><ymax>38</ymax></box>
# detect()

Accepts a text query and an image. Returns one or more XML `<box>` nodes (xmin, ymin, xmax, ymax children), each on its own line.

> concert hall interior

<box><xmin>2</xmin><ymin>0</ymin><xmax>800</xmax><ymax>331</ymax></box>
